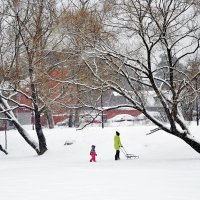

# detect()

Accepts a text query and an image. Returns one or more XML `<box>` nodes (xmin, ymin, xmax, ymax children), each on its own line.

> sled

<box><xmin>64</xmin><ymin>139</ymin><xmax>75</xmax><ymax>146</ymax></box>
<box><xmin>120</xmin><ymin>146</ymin><xmax>139</xmax><ymax>159</ymax></box>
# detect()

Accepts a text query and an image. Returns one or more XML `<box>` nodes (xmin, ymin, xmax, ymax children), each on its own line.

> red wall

<box><xmin>39</xmin><ymin>110</ymin><xmax>142</xmax><ymax>126</ymax></box>
<box><xmin>37</xmin><ymin>115</ymin><xmax>67</xmax><ymax>126</ymax></box>
<box><xmin>104</xmin><ymin>109</ymin><xmax>141</xmax><ymax>119</ymax></box>
<box><xmin>2</xmin><ymin>109</ymin><xmax>142</xmax><ymax>128</ymax></box>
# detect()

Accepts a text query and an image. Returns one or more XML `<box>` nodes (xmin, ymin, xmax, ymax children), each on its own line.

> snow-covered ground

<box><xmin>0</xmin><ymin>124</ymin><xmax>200</xmax><ymax>200</ymax></box>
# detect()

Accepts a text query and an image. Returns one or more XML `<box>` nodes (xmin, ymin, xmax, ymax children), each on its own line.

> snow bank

<box><xmin>0</xmin><ymin>125</ymin><xmax>200</xmax><ymax>200</ymax></box>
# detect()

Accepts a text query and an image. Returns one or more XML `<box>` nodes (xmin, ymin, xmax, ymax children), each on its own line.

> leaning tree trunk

<box><xmin>0</xmin><ymin>144</ymin><xmax>8</xmax><ymax>155</ymax></box>
<box><xmin>12</xmin><ymin>119</ymin><xmax>40</xmax><ymax>154</ymax></box>
<box><xmin>181</xmin><ymin>135</ymin><xmax>200</xmax><ymax>154</ymax></box>
<box><xmin>0</xmin><ymin>96</ymin><xmax>40</xmax><ymax>154</ymax></box>
<box><xmin>171</xmin><ymin>129</ymin><xmax>200</xmax><ymax>154</ymax></box>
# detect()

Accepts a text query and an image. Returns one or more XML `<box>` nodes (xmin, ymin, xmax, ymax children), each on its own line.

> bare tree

<box><xmin>79</xmin><ymin>0</ymin><xmax>200</xmax><ymax>153</ymax></box>
<box><xmin>0</xmin><ymin>0</ymin><xmax>64</xmax><ymax>155</ymax></box>
<box><xmin>182</xmin><ymin>58</ymin><xmax>200</xmax><ymax>123</ymax></box>
<box><xmin>49</xmin><ymin>0</ymin><xmax>112</xmax><ymax>127</ymax></box>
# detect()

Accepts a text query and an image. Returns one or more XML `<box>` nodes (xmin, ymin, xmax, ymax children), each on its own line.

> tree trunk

<box><xmin>74</xmin><ymin>108</ymin><xmax>80</xmax><ymax>127</ymax></box>
<box><xmin>68</xmin><ymin>109</ymin><xmax>73</xmax><ymax>127</ymax></box>
<box><xmin>0</xmin><ymin>144</ymin><xmax>8</xmax><ymax>155</ymax></box>
<box><xmin>181</xmin><ymin>135</ymin><xmax>200</xmax><ymax>154</ymax></box>
<box><xmin>34</xmin><ymin>107</ymin><xmax>48</xmax><ymax>155</ymax></box>
<box><xmin>30</xmin><ymin>79</ymin><xmax>48</xmax><ymax>155</ymax></box>
<box><xmin>0</xmin><ymin>96</ymin><xmax>40</xmax><ymax>155</ymax></box>
<box><xmin>171</xmin><ymin>129</ymin><xmax>200</xmax><ymax>154</ymax></box>
<box><xmin>45</xmin><ymin>107</ymin><xmax>54</xmax><ymax>129</ymax></box>
<box><xmin>12</xmin><ymin>119</ymin><xmax>40</xmax><ymax>154</ymax></box>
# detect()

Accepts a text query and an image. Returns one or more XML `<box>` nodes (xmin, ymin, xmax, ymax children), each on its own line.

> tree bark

<box><xmin>68</xmin><ymin>109</ymin><xmax>73</xmax><ymax>127</ymax></box>
<box><xmin>74</xmin><ymin>108</ymin><xmax>80</xmax><ymax>127</ymax></box>
<box><xmin>34</xmin><ymin>104</ymin><xmax>48</xmax><ymax>155</ymax></box>
<box><xmin>12</xmin><ymin>120</ymin><xmax>40</xmax><ymax>154</ymax></box>
<box><xmin>181</xmin><ymin>135</ymin><xmax>200</xmax><ymax>154</ymax></box>
<box><xmin>45</xmin><ymin>107</ymin><xmax>54</xmax><ymax>129</ymax></box>
<box><xmin>0</xmin><ymin>96</ymin><xmax>40</xmax><ymax>155</ymax></box>
<box><xmin>0</xmin><ymin>144</ymin><xmax>8</xmax><ymax>155</ymax></box>
<box><xmin>29</xmin><ymin>71</ymin><xmax>48</xmax><ymax>155</ymax></box>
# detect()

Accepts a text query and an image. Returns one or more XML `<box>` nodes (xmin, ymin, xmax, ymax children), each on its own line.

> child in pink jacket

<box><xmin>90</xmin><ymin>145</ymin><xmax>97</xmax><ymax>162</ymax></box>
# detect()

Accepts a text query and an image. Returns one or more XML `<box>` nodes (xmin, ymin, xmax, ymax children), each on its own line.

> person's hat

<box><xmin>116</xmin><ymin>131</ymin><xmax>120</xmax><ymax>135</ymax></box>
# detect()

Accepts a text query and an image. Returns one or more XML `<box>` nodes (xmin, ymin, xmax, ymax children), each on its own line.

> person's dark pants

<box><xmin>115</xmin><ymin>150</ymin><xmax>120</xmax><ymax>160</ymax></box>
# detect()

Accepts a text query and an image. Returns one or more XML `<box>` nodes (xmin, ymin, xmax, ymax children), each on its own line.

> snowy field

<box><xmin>0</xmin><ymin>124</ymin><xmax>200</xmax><ymax>200</ymax></box>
